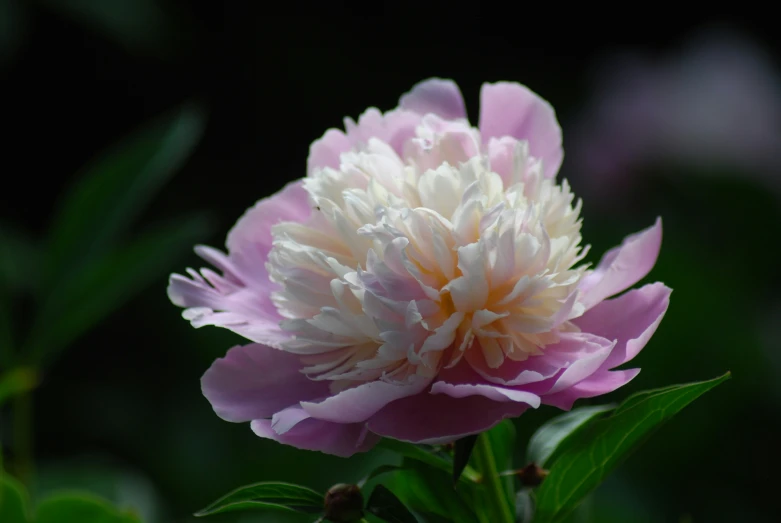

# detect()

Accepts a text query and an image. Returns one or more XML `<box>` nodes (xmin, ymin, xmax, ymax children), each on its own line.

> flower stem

<box><xmin>474</xmin><ymin>432</ymin><xmax>514</xmax><ymax>523</ymax></box>
<box><xmin>11</xmin><ymin>392</ymin><xmax>33</xmax><ymax>485</ymax></box>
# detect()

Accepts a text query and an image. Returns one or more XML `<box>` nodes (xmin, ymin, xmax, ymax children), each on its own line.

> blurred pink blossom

<box><xmin>569</xmin><ymin>29</ymin><xmax>781</xmax><ymax>200</ymax></box>
<box><xmin>168</xmin><ymin>79</ymin><xmax>669</xmax><ymax>456</ymax></box>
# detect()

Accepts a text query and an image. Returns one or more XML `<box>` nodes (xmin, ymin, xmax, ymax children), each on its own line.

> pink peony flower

<box><xmin>168</xmin><ymin>78</ymin><xmax>670</xmax><ymax>457</ymax></box>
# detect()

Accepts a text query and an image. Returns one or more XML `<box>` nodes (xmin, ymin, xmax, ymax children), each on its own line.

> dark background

<box><xmin>2</xmin><ymin>3</ymin><xmax>780</xmax><ymax>522</ymax></box>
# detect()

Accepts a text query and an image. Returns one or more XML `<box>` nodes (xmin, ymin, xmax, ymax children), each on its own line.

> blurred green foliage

<box><xmin>0</xmin><ymin>5</ymin><xmax>778</xmax><ymax>523</ymax></box>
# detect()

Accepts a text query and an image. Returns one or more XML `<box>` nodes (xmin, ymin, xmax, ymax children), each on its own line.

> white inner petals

<box><xmin>267</xmin><ymin>117</ymin><xmax>589</xmax><ymax>389</ymax></box>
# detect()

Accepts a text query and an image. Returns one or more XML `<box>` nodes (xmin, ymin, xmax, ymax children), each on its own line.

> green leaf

<box><xmin>452</xmin><ymin>435</ymin><xmax>478</xmax><ymax>486</ymax></box>
<box><xmin>195</xmin><ymin>481</ymin><xmax>324</xmax><ymax>517</ymax></box>
<box><xmin>471</xmin><ymin>433</ymin><xmax>514</xmax><ymax>523</ymax></box>
<box><xmin>381</xmin><ymin>465</ymin><xmax>476</xmax><ymax>523</ymax></box>
<box><xmin>366</xmin><ymin>485</ymin><xmax>418</xmax><ymax>523</ymax></box>
<box><xmin>31</xmin><ymin>213</ymin><xmax>213</xmax><ymax>363</ymax></box>
<box><xmin>0</xmin><ymin>223</ymin><xmax>39</xmax><ymax>362</ymax></box>
<box><xmin>534</xmin><ymin>373</ymin><xmax>731</xmax><ymax>523</ymax></box>
<box><xmin>44</xmin><ymin>102</ymin><xmax>205</xmax><ymax>284</ymax></box>
<box><xmin>376</xmin><ymin>439</ymin><xmax>480</xmax><ymax>483</ymax></box>
<box><xmin>0</xmin><ymin>472</ymin><xmax>30</xmax><ymax>523</ymax></box>
<box><xmin>0</xmin><ymin>223</ymin><xmax>40</xmax><ymax>293</ymax></box>
<box><xmin>36</xmin><ymin>0</ymin><xmax>189</xmax><ymax>59</ymax></box>
<box><xmin>515</xmin><ymin>490</ymin><xmax>534</xmax><ymax>523</ymax></box>
<box><xmin>484</xmin><ymin>420</ymin><xmax>516</xmax><ymax>503</ymax></box>
<box><xmin>358</xmin><ymin>465</ymin><xmax>402</xmax><ymax>488</ymax></box>
<box><xmin>0</xmin><ymin>368</ymin><xmax>37</xmax><ymax>407</ymax></box>
<box><xmin>526</xmin><ymin>405</ymin><xmax>614</xmax><ymax>468</ymax></box>
<box><xmin>35</xmin><ymin>492</ymin><xmax>140</xmax><ymax>523</ymax></box>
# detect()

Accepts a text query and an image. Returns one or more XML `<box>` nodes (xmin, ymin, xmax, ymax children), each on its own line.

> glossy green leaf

<box><xmin>534</xmin><ymin>373</ymin><xmax>730</xmax><ymax>523</ymax></box>
<box><xmin>471</xmin><ymin>433</ymin><xmax>514</xmax><ymax>523</ymax></box>
<box><xmin>0</xmin><ymin>368</ymin><xmax>37</xmax><ymax>407</ymax></box>
<box><xmin>0</xmin><ymin>473</ymin><xmax>30</xmax><ymax>523</ymax></box>
<box><xmin>484</xmin><ymin>420</ymin><xmax>516</xmax><ymax>503</ymax></box>
<box><xmin>376</xmin><ymin>439</ymin><xmax>480</xmax><ymax>483</ymax></box>
<box><xmin>366</xmin><ymin>485</ymin><xmax>418</xmax><ymax>523</ymax></box>
<box><xmin>526</xmin><ymin>405</ymin><xmax>614</xmax><ymax>468</ymax></box>
<box><xmin>44</xmin><ymin>102</ymin><xmax>205</xmax><ymax>283</ymax></box>
<box><xmin>452</xmin><ymin>435</ymin><xmax>478</xmax><ymax>485</ymax></box>
<box><xmin>31</xmin><ymin>213</ymin><xmax>213</xmax><ymax>362</ymax></box>
<box><xmin>381</xmin><ymin>464</ymin><xmax>476</xmax><ymax>523</ymax></box>
<box><xmin>195</xmin><ymin>481</ymin><xmax>323</xmax><ymax>517</ymax></box>
<box><xmin>35</xmin><ymin>492</ymin><xmax>140</xmax><ymax>523</ymax></box>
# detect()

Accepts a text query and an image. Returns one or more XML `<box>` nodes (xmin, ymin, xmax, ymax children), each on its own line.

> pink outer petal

<box><xmin>367</xmin><ymin>392</ymin><xmax>530</xmax><ymax>444</ymax></box>
<box><xmin>168</xmin><ymin>181</ymin><xmax>311</xmax><ymax>346</ymax></box>
<box><xmin>463</xmin><ymin>332</ymin><xmax>611</xmax><ymax>390</ymax></box>
<box><xmin>226</xmin><ymin>180</ymin><xmax>312</xmax><ymax>267</ymax></box>
<box><xmin>435</xmin><ymin>358</ymin><xmax>541</xmax><ymax>405</ymax></box>
<box><xmin>399</xmin><ymin>78</ymin><xmax>467</xmax><ymax>121</ymax></box>
<box><xmin>574</xmin><ymin>282</ymin><xmax>672</xmax><ymax>370</ymax></box>
<box><xmin>308</xmin><ymin>108</ymin><xmax>422</xmax><ymax>175</ymax></box>
<box><xmin>301</xmin><ymin>376</ymin><xmax>431</xmax><ymax>424</ymax></box>
<box><xmin>251</xmin><ymin>410</ymin><xmax>379</xmax><ymax>458</ymax></box>
<box><xmin>542</xmin><ymin>369</ymin><xmax>641</xmax><ymax>410</ymax></box>
<box><xmin>479</xmin><ymin>82</ymin><xmax>563</xmax><ymax>178</ymax></box>
<box><xmin>308</xmin><ymin>129</ymin><xmax>353</xmax><ymax>174</ymax></box>
<box><xmin>578</xmin><ymin>218</ymin><xmax>663</xmax><ymax>310</ymax></box>
<box><xmin>201</xmin><ymin>344</ymin><xmax>329</xmax><ymax>423</ymax></box>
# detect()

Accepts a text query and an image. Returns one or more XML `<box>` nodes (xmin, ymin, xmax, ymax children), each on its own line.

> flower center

<box><xmin>267</xmin><ymin>118</ymin><xmax>589</xmax><ymax>388</ymax></box>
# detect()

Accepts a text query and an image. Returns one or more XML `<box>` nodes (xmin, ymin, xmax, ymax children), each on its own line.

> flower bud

<box><xmin>324</xmin><ymin>483</ymin><xmax>364</xmax><ymax>522</ymax></box>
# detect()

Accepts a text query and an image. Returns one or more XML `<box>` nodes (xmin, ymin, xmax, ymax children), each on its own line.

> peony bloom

<box><xmin>168</xmin><ymin>78</ymin><xmax>670</xmax><ymax>457</ymax></box>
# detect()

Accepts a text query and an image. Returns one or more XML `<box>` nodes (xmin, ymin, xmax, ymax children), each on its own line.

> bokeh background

<box><xmin>1</xmin><ymin>4</ymin><xmax>779</xmax><ymax>522</ymax></box>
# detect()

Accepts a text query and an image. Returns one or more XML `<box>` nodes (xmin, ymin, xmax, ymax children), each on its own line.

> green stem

<box><xmin>474</xmin><ymin>433</ymin><xmax>514</xmax><ymax>523</ymax></box>
<box><xmin>11</xmin><ymin>392</ymin><xmax>33</xmax><ymax>485</ymax></box>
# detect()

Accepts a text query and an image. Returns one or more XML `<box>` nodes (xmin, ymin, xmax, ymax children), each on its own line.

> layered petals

<box><xmin>171</xmin><ymin>77</ymin><xmax>669</xmax><ymax>457</ymax></box>
<box><xmin>202</xmin><ymin>344</ymin><xmax>329</xmax><ymax>422</ymax></box>
<box><xmin>367</xmin><ymin>392</ymin><xmax>531</xmax><ymax>444</ymax></box>
<box><xmin>252</xmin><ymin>408</ymin><xmax>380</xmax><ymax>458</ymax></box>
<box><xmin>167</xmin><ymin>181</ymin><xmax>311</xmax><ymax>347</ymax></box>
<box><xmin>578</xmin><ymin>218</ymin><xmax>663</xmax><ymax>310</ymax></box>
<box><xmin>479</xmin><ymin>82</ymin><xmax>564</xmax><ymax>178</ymax></box>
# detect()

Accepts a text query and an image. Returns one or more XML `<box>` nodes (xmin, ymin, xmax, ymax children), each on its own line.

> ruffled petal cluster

<box><xmin>169</xmin><ymin>79</ymin><xmax>669</xmax><ymax>456</ymax></box>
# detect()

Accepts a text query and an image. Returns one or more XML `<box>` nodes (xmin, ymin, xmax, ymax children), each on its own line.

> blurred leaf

<box><xmin>0</xmin><ymin>223</ymin><xmax>40</xmax><ymax>361</ymax></box>
<box><xmin>534</xmin><ymin>373</ymin><xmax>731</xmax><ymax>523</ymax></box>
<box><xmin>526</xmin><ymin>405</ymin><xmax>614</xmax><ymax>468</ymax></box>
<box><xmin>515</xmin><ymin>489</ymin><xmax>534</xmax><ymax>523</ymax></box>
<box><xmin>195</xmin><ymin>482</ymin><xmax>323</xmax><ymax>517</ymax></box>
<box><xmin>366</xmin><ymin>485</ymin><xmax>418</xmax><ymax>523</ymax></box>
<box><xmin>43</xmin><ymin>101</ymin><xmax>205</xmax><ymax>284</ymax></box>
<box><xmin>35</xmin><ymin>0</ymin><xmax>188</xmax><ymax>58</ymax></box>
<box><xmin>0</xmin><ymin>284</ymin><xmax>11</xmax><ymax>364</ymax></box>
<box><xmin>0</xmin><ymin>472</ymin><xmax>30</xmax><ymax>522</ymax></box>
<box><xmin>452</xmin><ymin>435</ymin><xmax>477</xmax><ymax>486</ymax></box>
<box><xmin>35</xmin><ymin>492</ymin><xmax>140</xmax><ymax>523</ymax></box>
<box><xmin>358</xmin><ymin>465</ymin><xmax>402</xmax><ymax>488</ymax></box>
<box><xmin>376</xmin><ymin>439</ymin><xmax>480</xmax><ymax>483</ymax></box>
<box><xmin>484</xmin><ymin>420</ymin><xmax>516</xmax><ymax>503</ymax></box>
<box><xmin>31</xmin><ymin>213</ymin><xmax>213</xmax><ymax>363</ymax></box>
<box><xmin>0</xmin><ymin>367</ymin><xmax>37</xmax><ymax>407</ymax></box>
<box><xmin>0</xmin><ymin>223</ymin><xmax>40</xmax><ymax>293</ymax></box>
<box><xmin>0</xmin><ymin>0</ymin><xmax>27</xmax><ymax>67</ymax></box>
<box><xmin>381</xmin><ymin>465</ymin><xmax>476</xmax><ymax>523</ymax></box>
